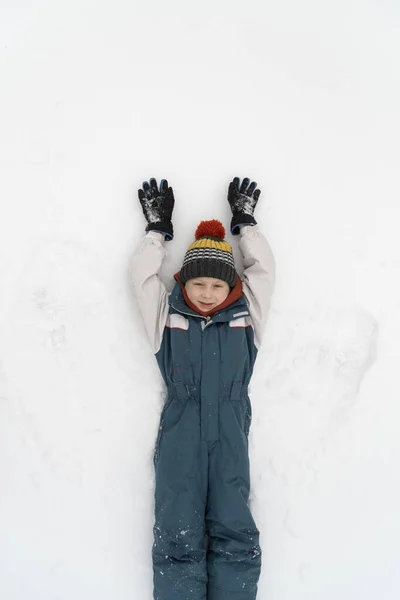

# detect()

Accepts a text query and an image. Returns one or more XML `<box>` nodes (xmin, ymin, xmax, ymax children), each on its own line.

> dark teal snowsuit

<box><xmin>131</xmin><ymin>224</ymin><xmax>275</xmax><ymax>600</ymax></box>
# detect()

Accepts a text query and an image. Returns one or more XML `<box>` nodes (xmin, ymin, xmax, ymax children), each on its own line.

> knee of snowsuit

<box><xmin>130</xmin><ymin>225</ymin><xmax>276</xmax><ymax>600</ymax></box>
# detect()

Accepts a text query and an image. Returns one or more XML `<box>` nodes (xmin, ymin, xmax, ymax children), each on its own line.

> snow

<box><xmin>0</xmin><ymin>0</ymin><xmax>399</xmax><ymax>598</ymax></box>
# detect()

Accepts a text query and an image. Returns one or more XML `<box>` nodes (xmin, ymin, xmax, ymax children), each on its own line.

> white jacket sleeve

<box><xmin>130</xmin><ymin>230</ymin><xmax>170</xmax><ymax>354</ymax></box>
<box><xmin>239</xmin><ymin>224</ymin><xmax>276</xmax><ymax>350</ymax></box>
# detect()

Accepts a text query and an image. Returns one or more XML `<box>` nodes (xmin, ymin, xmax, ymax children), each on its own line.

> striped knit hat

<box><xmin>179</xmin><ymin>220</ymin><xmax>237</xmax><ymax>289</ymax></box>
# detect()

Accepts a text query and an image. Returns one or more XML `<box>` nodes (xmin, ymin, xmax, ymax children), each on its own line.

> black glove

<box><xmin>227</xmin><ymin>177</ymin><xmax>260</xmax><ymax>235</ymax></box>
<box><xmin>138</xmin><ymin>178</ymin><xmax>175</xmax><ymax>241</ymax></box>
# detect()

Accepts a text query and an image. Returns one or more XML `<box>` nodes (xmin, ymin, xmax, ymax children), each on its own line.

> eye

<box><xmin>193</xmin><ymin>282</ymin><xmax>222</xmax><ymax>288</ymax></box>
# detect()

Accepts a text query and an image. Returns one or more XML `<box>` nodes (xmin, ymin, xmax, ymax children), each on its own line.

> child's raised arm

<box><xmin>228</xmin><ymin>176</ymin><xmax>276</xmax><ymax>349</ymax></box>
<box><xmin>130</xmin><ymin>178</ymin><xmax>175</xmax><ymax>354</ymax></box>
<box><xmin>130</xmin><ymin>231</ymin><xmax>170</xmax><ymax>354</ymax></box>
<box><xmin>239</xmin><ymin>224</ymin><xmax>276</xmax><ymax>350</ymax></box>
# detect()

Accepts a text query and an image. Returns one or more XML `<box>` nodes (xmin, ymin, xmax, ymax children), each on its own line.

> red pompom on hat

<box><xmin>180</xmin><ymin>219</ymin><xmax>236</xmax><ymax>288</ymax></box>
<box><xmin>195</xmin><ymin>219</ymin><xmax>225</xmax><ymax>241</ymax></box>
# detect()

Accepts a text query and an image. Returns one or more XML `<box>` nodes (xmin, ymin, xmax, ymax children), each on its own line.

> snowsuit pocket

<box><xmin>154</xmin><ymin>395</ymin><xmax>175</xmax><ymax>466</ymax></box>
<box><xmin>244</xmin><ymin>395</ymin><xmax>252</xmax><ymax>437</ymax></box>
<box><xmin>153</xmin><ymin>382</ymin><xmax>195</xmax><ymax>466</ymax></box>
<box><xmin>230</xmin><ymin>381</ymin><xmax>252</xmax><ymax>438</ymax></box>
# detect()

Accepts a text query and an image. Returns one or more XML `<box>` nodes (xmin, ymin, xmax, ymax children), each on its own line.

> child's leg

<box><xmin>152</xmin><ymin>392</ymin><xmax>208</xmax><ymax>600</ymax></box>
<box><xmin>206</xmin><ymin>395</ymin><xmax>262</xmax><ymax>600</ymax></box>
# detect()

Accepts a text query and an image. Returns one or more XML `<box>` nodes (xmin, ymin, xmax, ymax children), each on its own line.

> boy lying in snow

<box><xmin>131</xmin><ymin>177</ymin><xmax>276</xmax><ymax>600</ymax></box>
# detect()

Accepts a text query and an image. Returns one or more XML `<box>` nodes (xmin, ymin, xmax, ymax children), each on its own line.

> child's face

<box><xmin>184</xmin><ymin>277</ymin><xmax>230</xmax><ymax>312</ymax></box>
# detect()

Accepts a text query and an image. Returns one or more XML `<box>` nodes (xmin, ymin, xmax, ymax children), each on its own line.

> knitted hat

<box><xmin>179</xmin><ymin>220</ymin><xmax>237</xmax><ymax>288</ymax></box>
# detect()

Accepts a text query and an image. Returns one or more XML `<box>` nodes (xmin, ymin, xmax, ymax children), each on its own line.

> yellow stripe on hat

<box><xmin>187</xmin><ymin>238</ymin><xmax>232</xmax><ymax>253</ymax></box>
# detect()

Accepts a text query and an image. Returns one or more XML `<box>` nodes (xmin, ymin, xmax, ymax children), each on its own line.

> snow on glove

<box><xmin>138</xmin><ymin>177</ymin><xmax>175</xmax><ymax>241</ymax></box>
<box><xmin>228</xmin><ymin>176</ymin><xmax>260</xmax><ymax>235</ymax></box>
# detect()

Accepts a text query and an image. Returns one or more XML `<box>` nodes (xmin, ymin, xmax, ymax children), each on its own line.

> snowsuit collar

<box><xmin>171</xmin><ymin>271</ymin><xmax>247</xmax><ymax>319</ymax></box>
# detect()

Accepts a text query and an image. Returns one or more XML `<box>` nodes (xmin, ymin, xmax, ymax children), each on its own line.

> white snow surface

<box><xmin>0</xmin><ymin>1</ymin><xmax>399</xmax><ymax>598</ymax></box>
